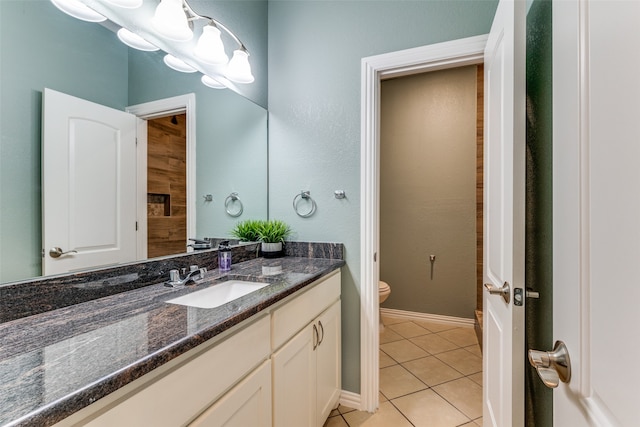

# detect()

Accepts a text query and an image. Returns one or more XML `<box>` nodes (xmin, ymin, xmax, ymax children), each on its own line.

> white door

<box><xmin>482</xmin><ymin>0</ymin><xmax>526</xmax><ymax>426</ymax></box>
<box><xmin>42</xmin><ymin>88</ymin><xmax>138</xmax><ymax>275</ymax></box>
<box><xmin>551</xmin><ymin>1</ymin><xmax>640</xmax><ymax>425</ymax></box>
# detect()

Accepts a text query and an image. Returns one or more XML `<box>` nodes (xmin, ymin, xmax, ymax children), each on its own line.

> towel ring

<box><xmin>225</xmin><ymin>192</ymin><xmax>243</xmax><ymax>217</ymax></box>
<box><xmin>293</xmin><ymin>191</ymin><xmax>316</xmax><ymax>218</ymax></box>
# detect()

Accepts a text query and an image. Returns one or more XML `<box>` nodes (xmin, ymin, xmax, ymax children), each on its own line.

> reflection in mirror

<box><xmin>0</xmin><ymin>0</ymin><xmax>267</xmax><ymax>284</ymax></box>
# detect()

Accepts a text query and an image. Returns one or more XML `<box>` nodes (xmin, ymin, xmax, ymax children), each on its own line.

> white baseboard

<box><xmin>380</xmin><ymin>308</ymin><xmax>475</xmax><ymax>328</ymax></box>
<box><xmin>339</xmin><ymin>390</ymin><xmax>363</xmax><ymax>412</ymax></box>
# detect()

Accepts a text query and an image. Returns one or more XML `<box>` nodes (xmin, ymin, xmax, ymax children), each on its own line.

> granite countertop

<box><xmin>0</xmin><ymin>257</ymin><xmax>344</xmax><ymax>427</ymax></box>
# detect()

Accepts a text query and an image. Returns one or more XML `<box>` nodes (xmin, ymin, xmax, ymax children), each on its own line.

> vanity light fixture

<box><xmin>117</xmin><ymin>28</ymin><xmax>159</xmax><ymax>52</ymax></box>
<box><xmin>151</xmin><ymin>0</ymin><xmax>193</xmax><ymax>42</ymax></box>
<box><xmin>201</xmin><ymin>75</ymin><xmax>226</xmax><ymax>89</ymax></box>
<box><xmin>164</xmin><ymin>54</ymin><xmax>197</xmax><ymax>73</ymax></box>
<box><xmin>50</xmin><ymin>0</ymin><xmax>106</xmax><ymax>22</ymax></box>
<box><xmin>226</xmin><ymin>48</ymin><xmax>255</xmax><ymax>84</ymax></box>
<box><xmin>102</xmin><ymin>0</ymin><xmax>143</xmax><ymax>8</ymax></box>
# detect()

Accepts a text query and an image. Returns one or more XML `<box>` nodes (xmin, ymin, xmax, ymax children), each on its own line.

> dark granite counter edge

<box><xmin>8</xmin><ymin>260</ymin><xmax>344</xmax><ymax>427</ymax></box>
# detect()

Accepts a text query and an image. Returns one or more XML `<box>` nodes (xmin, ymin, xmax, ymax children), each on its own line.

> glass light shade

<box><xmin>50</xmin><ymin>0</ymin><xmax>106</xmax><ymax>22</ymax></box>
<box><xmin>117</xmin><ymin>28</ymin><xmax>159</xmax><ymax>51</ymax></box>
<box><xmin>201</xmin><ymin>75</ymin><xmax>226</xmax><ymax>89</ymax></box>
<box><xmin>194</xmin><ymin>26</ymin><xmax>228</xmax><ymax>65</ymax></box>
<box><xmin>164</xmin><ymin>54</ymin><xmax>197</xmax><ymax>73</ymax></box>
<box><xmin>151</xmin><ymin>0</ymin><xmax>193</xmax><ymax>42</ymax></box>
<box><xmin>225</xmin><ymin>50</ymin><xmax>254</xmax><ymax>84</ymax></box>
<box><xmin>102</xmin><ymin>0</ymin><xmax>143</xmax><ymax>8</ymax></box>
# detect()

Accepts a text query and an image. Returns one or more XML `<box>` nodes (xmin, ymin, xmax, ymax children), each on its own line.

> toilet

<box><xmin>379</xmin><ymin>280</ymin><xmax>391</xmax><ymax>331</ymax></box>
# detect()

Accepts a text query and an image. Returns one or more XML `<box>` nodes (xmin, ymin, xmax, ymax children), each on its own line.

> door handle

<box><xmin>528</xmin><ymin>341</ymin><xmax>571</xmax><ymax>388</ymax></box>
<box><xmin>49</xmin><ymin>247</ymin><xmax>78</xmax><ymax>258</ymax></box>
<box><xmin>484</xmin><ymin>281</ymin><xmax>510</xmax><ymax>304</ymax></box>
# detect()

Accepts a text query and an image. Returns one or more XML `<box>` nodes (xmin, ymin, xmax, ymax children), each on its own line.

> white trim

<box><xmin>380</xmin><ymin>308</ymin><xmax>476</xmax><ymax>328</ymax></box>
<box><xmin>338</xmin><ymin>390</ymin><xmax>361</xmax><ymax>412</ymax></box>
<box><xmin>126</xmin><ymin>94</ymin><xmax>197</xmax><ymax>252</ymax></box>
<box><xmin>135</xmin><ymin>118</ymin><xmax>148</xmax><ymax>260</ymax></box>
<box><xmin>360</xmin><ymin>35</ymin><xmax>487</xmax><ymax>413</ymax></box>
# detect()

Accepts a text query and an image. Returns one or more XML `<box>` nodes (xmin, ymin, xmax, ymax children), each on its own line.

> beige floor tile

<box><xmin>379</xmin><ymin>391</ymin><xmax>388</xmax><ymax>403</ymax></box>
<box><xmin>413</xmin><ymin>320</ymin><xmax>458</xmax><ymax>333</ymax></box>
<box><xmin>323</xmin><ymin>414</ymin><xmax>349</xmax><ymax>427</ymax></box>
<box><xmin>433</xmin><ymin>377</ymin><xmax>483</xmax><ymax>419</ymax></box>
<box><xmin>474</xmin><ymin>417</ymin><xmax>483</xmax><ymax>426</ymax></box>
<box><xmin>338</xmin><ymin>404</ymin><xmax>356</xmax><ymax>414</ymax></box>
<box><xmin>468</xmin><ymin>371</ymin><xmax>483</xmax><ymax>386</ymax></box>
<box><xmin>379</xmin><ymin>349</ymin><xmax>397</xmax><ymax>368</ymax></box>
<box><xmin>380</xmin><ymin>327</ymin><xmax>404</xmax><ymax>344</ymax></box>
<box><xmin>464</xmin><ymin>343</ymin><xmax>482</xmax><ymax>357</ymax></box>
<box><xmin>410</xmin><ymin>333</ymin><xmax>459</xmax><ymax>354</ymax></box>
<box><xmin>392</xmin><ymin>388</ymin><xmax>470</xmax><ymax>427</ymax></box>
<box><xmin>379</xmin><ymin>364</ymin><xmax>428</xmax><ymax>399</ymax></box>
<box><xmin>387</xmin><ymin>321</ymin><xmax>431</xmax><ymax>338</ymax></box>
<box><xmin>329</xmin><ymin>408</ymin><xmax>340</xmax><ymax>417</ymax></box>
<box><xmin>402</xmin><ymin>356</ymin><xmax>464</xmax><ymax>386</ymax></box>
<box><xmin>380</xmin><ymin>314</ymin><xmax>406</xmax><ymax>325</ymax></box>
<box><xmin>342</xmin><ymin>401</ymin><xmax>413</xmax><ymax>427</ymax></box>
<box><xmin>437</xmin><ymin>327</ymin><xmax>479</xmax><ymax>347</ymax></box>
<box><xmin>435</xmin><ymin>348</ymin><xmax>483</xmax><ymax>375</ymax></box>
<box><xmin>459</xmin><ymin>423</ymin><xmax>476</xmax><ymax>426</ymax></box>
<box><xmin>380</xmin><ymin>339</ymin><xmax>430</xmax><ymax>363</ymax></box>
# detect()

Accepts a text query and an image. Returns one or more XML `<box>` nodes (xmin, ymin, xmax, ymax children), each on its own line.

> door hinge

<box><xmin>135</xmin><ymin>221</ymin><xmax>138</xmax><ymax>231</ymax></box>
<box><xmin>135</xmin><ymin>137</ymin><xmax>138</xmax><ymax>145</ymax></box>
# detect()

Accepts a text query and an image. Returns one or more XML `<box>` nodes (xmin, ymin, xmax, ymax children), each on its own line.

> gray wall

<box><xmin>268</xmin><ymin>0</ymin><xmax>498</xmax><ymax>393</ymax></box>
<box><xmin>380</xmin><ymin>66</ymin><xmax>477</xmax><ymax>319</ymax></box>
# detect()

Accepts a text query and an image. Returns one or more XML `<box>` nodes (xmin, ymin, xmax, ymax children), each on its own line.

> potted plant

<box><xmin>258</xmin><ymin>219</ymin><xmax>292</xmax><ymax>258</ymax></box>
<box><xmin>230</xmin><ymin>219</ymin><xmax>262</xmax><ymax>243</ymax></box>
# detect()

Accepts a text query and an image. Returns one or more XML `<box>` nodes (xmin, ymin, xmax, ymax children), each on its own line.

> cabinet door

<box><xmin>189</xmin><ymin>360</ymin><xmax>272</xmax><ymax>427</ymax></box>
<box><xmin>315</xmin><ymin>301</ymin><xmax>341</xmax><ymax>427</ymax></box>
<box><xmin>272</xmin><ymin>324</ymin><xmax>316</xmax><ymax>427</ymax></box>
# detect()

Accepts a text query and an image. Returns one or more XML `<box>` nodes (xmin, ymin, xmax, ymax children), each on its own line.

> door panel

<box><xmin>43</xmin><ymin>88</ymin><xmax>137</xmax><ymax>275</ymax></box>
<box><xmin>553</xmin><ymin>1</ymin><xmax>640</xmax><ymax>424</ymax></box>
<box><xmin>483</xmin><ymin>0</ymin><xmax>526</xmax><ymax>425</ymax></box>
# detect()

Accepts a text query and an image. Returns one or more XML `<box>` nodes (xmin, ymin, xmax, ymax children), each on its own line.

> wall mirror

<box><xmin>0</xmin><ymin>0</ymin><xmax>268</xmax><ymax>284</ymax></box>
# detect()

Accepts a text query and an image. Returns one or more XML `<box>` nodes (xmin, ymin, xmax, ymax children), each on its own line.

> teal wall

<box><xmin>0</xmin><ymin>0</ymin><xmax>128</xmax><ymax>283</ymax></box>
<box><xmin>268</xmin><ymin>0</ymin><xmax>498</xmax><ymax>393</ymax></box>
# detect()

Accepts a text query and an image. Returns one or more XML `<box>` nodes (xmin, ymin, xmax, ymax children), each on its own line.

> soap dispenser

<box><xmin>218</xmin><ymin>241</ymin><xmax>232</xmax><ymax>272</ymax></box>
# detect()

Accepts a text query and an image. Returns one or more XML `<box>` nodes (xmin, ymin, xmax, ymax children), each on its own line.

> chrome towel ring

<box><xmin>224</xmin><ymin>192</ymin><xmax>243</xmax><ymax>217</ymax></box>
<box><xmin>293</xmin><ymin>190</ymin><xmax>316</xmax><ymax>217</ymax></box>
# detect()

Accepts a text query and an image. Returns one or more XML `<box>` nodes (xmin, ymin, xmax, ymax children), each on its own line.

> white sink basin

<box><xmin>166</xmin><ymin>280</ymin><xmax>270</xmax><ymax>309</ymax></box>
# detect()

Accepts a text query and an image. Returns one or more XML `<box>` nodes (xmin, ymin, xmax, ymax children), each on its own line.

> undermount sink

<box><xmin>166</xmin><ymin>280</ymin><xmax>270</xmax><ymax>309</ymax></box>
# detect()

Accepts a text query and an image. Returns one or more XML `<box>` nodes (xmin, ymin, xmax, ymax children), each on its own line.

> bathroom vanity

<box><xmin>0</xmin><ymin>254</ymin><xmax>344</xmax><ymax>427</ymax></box>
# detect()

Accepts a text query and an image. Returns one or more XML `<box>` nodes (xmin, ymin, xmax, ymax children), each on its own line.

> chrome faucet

<box><xmin>165</xmin><ymin>265</ymin><xmax>207</xmax><ymax>287</ymax></box>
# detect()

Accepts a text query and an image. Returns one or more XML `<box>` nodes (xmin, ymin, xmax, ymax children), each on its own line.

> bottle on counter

<box><xmin>218</xmin><ymin>241</ymin><xmax>232</xmax><ymax>272</ymax></box>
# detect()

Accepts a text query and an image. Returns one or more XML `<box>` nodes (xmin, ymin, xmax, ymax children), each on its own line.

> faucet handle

<box><xmin>189</xmin><ymin>265</ymin><xmax>199</xmax><ymax>272</ymax></box>
<box><xmin>169</xmin><ymin>269</ymin><xmax>180</xmax><ymax>282</ymax></box>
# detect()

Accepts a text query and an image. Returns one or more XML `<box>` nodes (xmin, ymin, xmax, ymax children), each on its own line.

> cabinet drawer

<box><xmin>85</xmin><ymin>315</ymin><xmax>270</xmax><ymax>427</ymax></box>
<box><xmin>272</xmin><ymin>271</ymin><xmax>340</xmax><ymax>351</ymax></box>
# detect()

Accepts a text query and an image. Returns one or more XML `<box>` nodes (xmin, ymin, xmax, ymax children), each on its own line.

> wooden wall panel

<box><xmin>147</xmin><ymin>114</ymin><xmax>187</xmax><ymax>259</ymax></box>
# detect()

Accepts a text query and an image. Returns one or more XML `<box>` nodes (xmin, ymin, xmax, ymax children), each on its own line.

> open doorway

<box><xmin>359</xmin><ymin>35</ymin><xmax>487</xmax><ymax>412</ymax></box>
<box><xmin>126</xmin><ymin>93</ymin><xmax>197</xmax><ymax>259</ymax></box>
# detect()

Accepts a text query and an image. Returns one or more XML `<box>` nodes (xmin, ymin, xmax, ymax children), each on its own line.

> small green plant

<box><xmin>230</xmin><ymin>219</ymin><xmax>263</xmax><ymax>242</ymax></box>
<box><xmin>257</xmin><ymin>219</ymin><xmax>292</xmax><ymax>243</ymax></box>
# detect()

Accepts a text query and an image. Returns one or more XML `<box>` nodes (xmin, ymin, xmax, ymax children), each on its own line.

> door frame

<box><xmin>359</xmin><ymin>35</ymin><xmax>487</xmax><ymax>412</ymax></box>
<box><xmin>126</xmin><ymin>94</ymin><xmax>197</xmax><ymax>257</ymax></box>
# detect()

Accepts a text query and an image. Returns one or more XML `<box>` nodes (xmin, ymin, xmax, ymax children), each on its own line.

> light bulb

<box><xmin>201</xmin><ymin>75</ymin><xmax>226</xmax><ymax>89</ymax></box>
<box><xmin>194</xmin><ymin>25</ymin><xmax>228</xmax><ymax>65</ymax></box>
<box><xmin>117</xmin><ymin>28</ymin><xmax>159</xmax><ymax>51</ymax></box>
<box><xmin>50</xmin><ymin>0</ymin><xmax>106</xmax><ymax>22</ymax></box>
<box><xmin>164</xmin><ymin>54</ymin><xmax>197</xmax><ymax>73</ymax></box>
<box><xmin>225</xmin><ymin>49</ymin><xmax>254</xmax><ymax>84</ymax></box>
<box><xmin>151</xmin><ymin>0</ymin><xmax>193</xmax><ymax>42</ymax></box>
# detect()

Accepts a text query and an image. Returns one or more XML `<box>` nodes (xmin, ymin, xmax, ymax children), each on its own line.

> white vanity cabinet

<box><xmin>271</xmin><ymin>271</ymin><xmax>341</xmax><ymax>427</ymax></box>
<box><xmin>52</xmin><ymin>269</ymin><xmax>341</xmax><ymax>427</ymax></box>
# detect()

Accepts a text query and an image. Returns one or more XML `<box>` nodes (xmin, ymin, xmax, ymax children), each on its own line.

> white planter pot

<box><xmin>261</xmin><ymin>242</ymin><xmax>282</xmax><ymax>252</ymax></box>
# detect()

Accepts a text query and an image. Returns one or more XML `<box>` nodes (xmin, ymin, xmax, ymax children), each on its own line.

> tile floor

<box><xmin>324</xmin><ymin>314</ymin><xmax>483</xmax><ymax>427</ymax></box>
